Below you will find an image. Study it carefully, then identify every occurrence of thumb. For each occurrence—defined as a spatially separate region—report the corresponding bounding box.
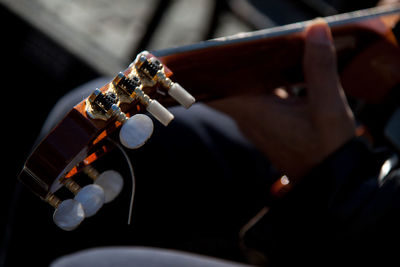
[303,19,346,114]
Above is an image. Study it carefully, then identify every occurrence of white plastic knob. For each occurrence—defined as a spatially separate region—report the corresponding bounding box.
[119,114,154,149]
[95,170,124,203]
[168,83,195,109]
[146,100,174,126]
[53,199,85,231]
[74,184,105,217]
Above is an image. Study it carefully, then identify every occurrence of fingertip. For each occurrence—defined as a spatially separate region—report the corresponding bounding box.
[303,18,343,111]
[303,17,336,80]
[309,17,328,26]
[305,18,333,45]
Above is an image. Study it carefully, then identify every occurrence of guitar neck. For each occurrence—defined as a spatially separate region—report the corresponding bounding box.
[149,4,400,107]
[155,4,400,58]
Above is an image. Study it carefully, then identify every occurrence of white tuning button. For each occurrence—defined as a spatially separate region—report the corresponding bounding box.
[62,179,105,217]
[83,166,124,203]
[95,170,124,203]
[146,100,174,126]
[168,83,195,109]
[74,184,105,217]
[53,199,85,231]
[119,114,154,149]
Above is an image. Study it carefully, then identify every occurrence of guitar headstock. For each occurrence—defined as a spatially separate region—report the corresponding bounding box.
[18,51,195,231]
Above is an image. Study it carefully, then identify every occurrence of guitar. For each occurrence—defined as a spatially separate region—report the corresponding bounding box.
[18,4,400,231]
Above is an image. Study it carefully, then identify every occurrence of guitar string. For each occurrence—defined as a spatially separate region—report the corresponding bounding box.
[108,137,136,225]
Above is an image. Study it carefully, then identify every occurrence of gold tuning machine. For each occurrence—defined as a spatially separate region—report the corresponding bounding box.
[86,88,128,122]
[134,51,195,108]
[112,72,174,126]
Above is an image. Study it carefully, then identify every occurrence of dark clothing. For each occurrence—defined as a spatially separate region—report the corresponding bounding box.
[245,138,400,266]
[50,247,251,267]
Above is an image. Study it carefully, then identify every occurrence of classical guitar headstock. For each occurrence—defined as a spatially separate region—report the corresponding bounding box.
[18,51,195,231]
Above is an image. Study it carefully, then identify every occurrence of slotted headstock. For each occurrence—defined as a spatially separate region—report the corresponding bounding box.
[18,51,195,230]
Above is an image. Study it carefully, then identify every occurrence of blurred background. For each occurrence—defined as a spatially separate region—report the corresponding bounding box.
[0,0,391,266]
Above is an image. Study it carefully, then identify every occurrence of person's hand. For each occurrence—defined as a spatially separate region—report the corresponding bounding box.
[210,19,356,180]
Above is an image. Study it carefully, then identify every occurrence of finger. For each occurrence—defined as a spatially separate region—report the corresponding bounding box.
[303,19,346,113]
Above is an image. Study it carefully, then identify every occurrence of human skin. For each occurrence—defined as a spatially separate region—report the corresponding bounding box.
[210,19,356,181]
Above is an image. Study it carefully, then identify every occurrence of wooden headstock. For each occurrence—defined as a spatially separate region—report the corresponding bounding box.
[18,51,196,230]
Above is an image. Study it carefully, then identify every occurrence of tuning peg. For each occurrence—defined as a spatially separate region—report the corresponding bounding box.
[112,73,174,126]
[87,89,120,121]
[167,82,195,109]
[53,199,85,231]
[88,85,163,146]
[134,51,195,109]
[146,99,174,126]
[83,166,124,203]
[63,179,105,217]
[119,113,154,149]
[75,184,105,217]
[45,193,85,231]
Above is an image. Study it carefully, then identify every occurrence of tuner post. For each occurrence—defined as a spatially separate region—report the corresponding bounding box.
[62,179,81,195]
[83,165,100,181]
[44,192,62,209]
